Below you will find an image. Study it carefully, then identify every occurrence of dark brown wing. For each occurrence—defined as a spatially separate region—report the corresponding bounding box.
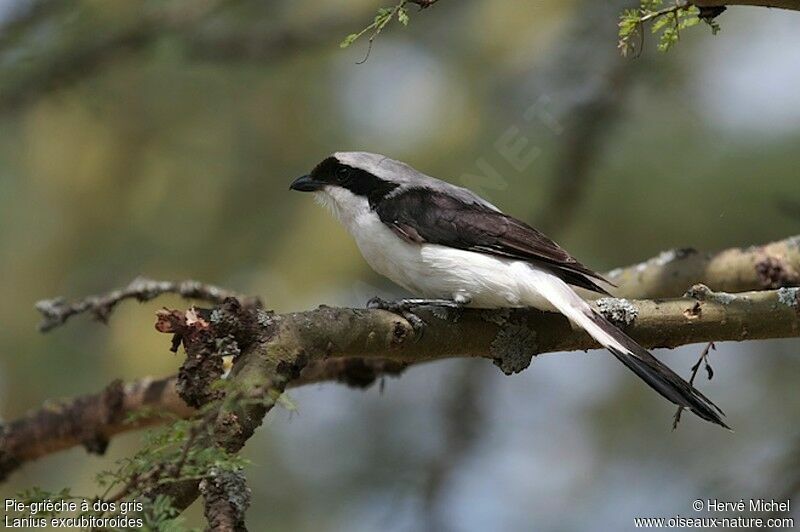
[375,188,612,295]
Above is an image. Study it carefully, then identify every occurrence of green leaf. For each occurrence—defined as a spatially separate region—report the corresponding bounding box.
[617,1,721,56]
[339,1,417,59]
[340,33,360,48]
[398,7,410,26]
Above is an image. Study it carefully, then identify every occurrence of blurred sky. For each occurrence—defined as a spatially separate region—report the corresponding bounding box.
[0,1,798,531]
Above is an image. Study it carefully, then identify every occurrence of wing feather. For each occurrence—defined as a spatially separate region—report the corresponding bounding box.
[375,188,612,295]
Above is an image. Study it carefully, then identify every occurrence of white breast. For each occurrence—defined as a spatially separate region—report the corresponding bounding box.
[315,186,555,310]
[315,187,421,291]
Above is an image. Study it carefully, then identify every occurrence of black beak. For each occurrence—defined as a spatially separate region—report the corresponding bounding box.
[289,174,323,192]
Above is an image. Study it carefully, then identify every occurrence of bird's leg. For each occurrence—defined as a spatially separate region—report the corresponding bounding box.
[366,297,467,333]
[366,297,427,332]
[388,298,463,308]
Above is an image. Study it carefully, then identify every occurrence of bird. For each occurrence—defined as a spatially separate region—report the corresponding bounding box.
[290,151,728,429]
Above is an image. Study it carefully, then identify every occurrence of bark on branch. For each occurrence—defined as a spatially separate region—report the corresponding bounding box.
[0,359,407,482]
[199,468,251,532]
[150,283,800,513]
[606,235,800,298]
[4,287,797,488]
[692,0,800,10]
[35,277,261,332]
[3,235,798,482]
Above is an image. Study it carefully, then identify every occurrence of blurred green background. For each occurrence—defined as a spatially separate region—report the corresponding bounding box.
[0,0,798,530]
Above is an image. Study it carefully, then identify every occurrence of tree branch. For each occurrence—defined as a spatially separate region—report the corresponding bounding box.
[4,238,799,524]
[4,235,798,483]
[0,1,369,113]
[4,286,798,486]
[199,468,251,532]
[692,0,800,10]
[35,277,261,332]
[410,0,800,10]
[0,0,225,114]
[147,283,800,513]
[606,234,800,298]
[0,358,405,482]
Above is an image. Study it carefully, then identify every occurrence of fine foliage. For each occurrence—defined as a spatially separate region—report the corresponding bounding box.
[618,1,722,56]
[340,1,413,62]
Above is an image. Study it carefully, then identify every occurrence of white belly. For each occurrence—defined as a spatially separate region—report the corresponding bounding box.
[348,209,554,310]
[316,186,556,310]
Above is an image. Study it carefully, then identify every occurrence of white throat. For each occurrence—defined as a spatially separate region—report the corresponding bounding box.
[314,186,372,233]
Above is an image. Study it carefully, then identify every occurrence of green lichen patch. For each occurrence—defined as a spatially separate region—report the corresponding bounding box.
[491,322,538,375]
[777,287,799,309]
[711,292,736,305]
[596,298,639,326]
[256,308,276,327]
[685,284,712,299]
[216,335,242,359]
[685,284,737,305]
[199,467,251,527]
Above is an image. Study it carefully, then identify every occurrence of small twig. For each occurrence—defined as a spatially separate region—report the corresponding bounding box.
[106,465,164,507]
[639,1,689,23]
[105,474,139,504]
[102,399,223,517]
[343,0,439,64]
[356,1,407,64]
[170,416,205,480]
[35,277,261,332]
[672,342,716,430]
[116,411,212,501]
[619,1,693,56]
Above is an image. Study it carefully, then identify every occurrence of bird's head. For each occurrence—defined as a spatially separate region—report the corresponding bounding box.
[290,152,402,213]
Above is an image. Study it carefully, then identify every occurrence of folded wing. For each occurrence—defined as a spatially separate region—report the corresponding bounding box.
[375,187,612,295]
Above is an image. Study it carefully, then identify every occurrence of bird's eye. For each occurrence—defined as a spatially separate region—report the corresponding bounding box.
[337,167,350,183]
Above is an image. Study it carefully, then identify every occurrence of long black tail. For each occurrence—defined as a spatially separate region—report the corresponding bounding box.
[588,310,729,429]
[525,267,729,429]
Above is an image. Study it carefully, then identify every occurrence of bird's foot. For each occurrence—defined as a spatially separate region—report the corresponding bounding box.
[366,297,463,334]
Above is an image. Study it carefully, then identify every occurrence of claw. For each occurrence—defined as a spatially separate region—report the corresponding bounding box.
[367,296,390,310]
[365,297,465,338]
[401,311,426,334]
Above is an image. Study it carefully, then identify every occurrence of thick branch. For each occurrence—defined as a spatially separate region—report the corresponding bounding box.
[262,287,799,367]
[606,235,800,299]
[0,377,190,481]
[4,286,798,504]
[692,0,800,10]
[152,285,800,512]
[8,236,800,482]
[12,287,798,480]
